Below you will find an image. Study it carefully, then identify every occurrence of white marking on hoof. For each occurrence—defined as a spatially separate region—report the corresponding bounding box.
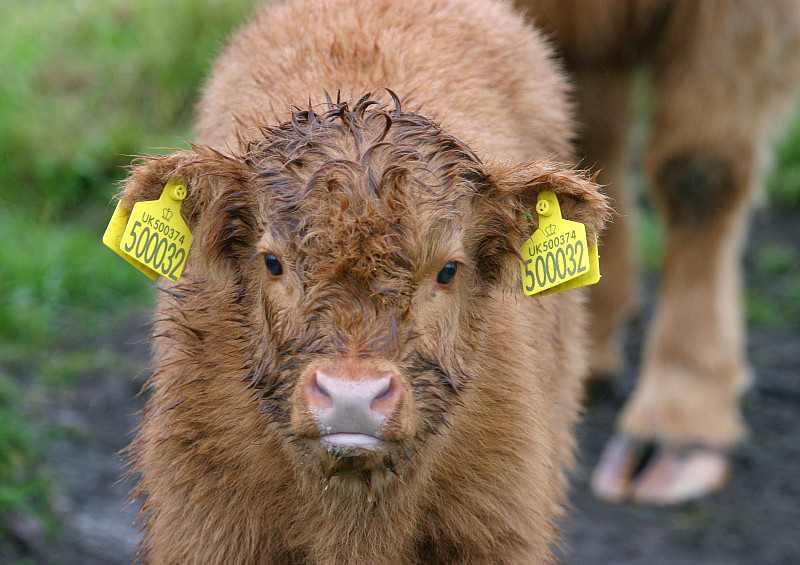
[631,447,730,505]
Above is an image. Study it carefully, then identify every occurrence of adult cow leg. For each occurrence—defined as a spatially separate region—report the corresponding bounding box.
[618,149,751,503]
[592,1,800,504]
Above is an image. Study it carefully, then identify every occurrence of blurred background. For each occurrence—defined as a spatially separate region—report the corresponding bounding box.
[0,1,798,564]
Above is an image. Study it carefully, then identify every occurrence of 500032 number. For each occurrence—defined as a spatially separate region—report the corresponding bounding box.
[123,220,187,280]
[522,240,586,293]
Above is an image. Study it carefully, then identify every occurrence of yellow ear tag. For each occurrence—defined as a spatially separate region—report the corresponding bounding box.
[102,180,193,282]
[520,190,600,297]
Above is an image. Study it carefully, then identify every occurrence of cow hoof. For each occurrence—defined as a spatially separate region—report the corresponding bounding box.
[590,434,730,505]
[630,446,730,505]
[589,434,645,501]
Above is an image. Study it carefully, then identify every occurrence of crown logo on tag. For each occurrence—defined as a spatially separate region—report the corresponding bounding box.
[544,224,557,237]
[162,208,173,221]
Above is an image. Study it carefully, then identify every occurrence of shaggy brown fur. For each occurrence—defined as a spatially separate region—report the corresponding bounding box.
[119,1,609,563]
[518,0,800,499]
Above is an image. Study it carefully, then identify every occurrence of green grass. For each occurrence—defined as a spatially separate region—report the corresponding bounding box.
[0,374,54,543]
[0,209,150,364]
[0,207,154,540]
[756,242,797,276]
[769,109,800,208]
[0,0,257,544]
[746,242,800,329]
[0,0,257,219]
[635,207,662,272]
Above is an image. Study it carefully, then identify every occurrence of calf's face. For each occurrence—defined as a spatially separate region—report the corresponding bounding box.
[121,98,607,492]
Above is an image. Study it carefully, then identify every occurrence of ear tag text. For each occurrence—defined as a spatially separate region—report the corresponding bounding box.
[102,180,193,282]
[520,190,600,297]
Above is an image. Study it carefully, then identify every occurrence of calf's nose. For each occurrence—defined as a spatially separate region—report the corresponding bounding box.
[304,369,401,441]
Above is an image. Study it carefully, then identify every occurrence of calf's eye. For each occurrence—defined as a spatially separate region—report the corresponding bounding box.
[436,262,458,285]
[264,253,283,276]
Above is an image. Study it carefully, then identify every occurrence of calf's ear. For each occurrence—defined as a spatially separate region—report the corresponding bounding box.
[117,148,259,280]
[473,160,610,285]
[487,159,610,242]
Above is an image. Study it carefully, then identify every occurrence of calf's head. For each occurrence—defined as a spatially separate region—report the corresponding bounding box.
[121,96,607,492]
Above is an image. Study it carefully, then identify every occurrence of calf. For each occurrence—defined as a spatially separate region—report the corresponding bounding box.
[117,0,608,563]
[520,0,800,503]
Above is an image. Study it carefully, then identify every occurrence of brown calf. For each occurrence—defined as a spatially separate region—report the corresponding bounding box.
[118,1,609,563]
[519,0,800,503]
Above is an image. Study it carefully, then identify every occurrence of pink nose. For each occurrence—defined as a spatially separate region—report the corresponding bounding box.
[304,368,402,440]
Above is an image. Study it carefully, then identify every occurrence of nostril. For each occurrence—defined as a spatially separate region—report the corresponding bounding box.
[371,374,401,416]
[372,376,392,401]
[305,371,333,411]
[314,372,332,398]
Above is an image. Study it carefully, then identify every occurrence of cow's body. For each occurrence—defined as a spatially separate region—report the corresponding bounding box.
[120,1,608,563]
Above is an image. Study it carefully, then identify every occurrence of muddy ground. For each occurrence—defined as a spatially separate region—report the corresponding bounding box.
[3,208,799,565]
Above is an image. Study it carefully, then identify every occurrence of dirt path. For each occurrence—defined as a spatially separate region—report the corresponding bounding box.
[42,372,144,565]
[4,210,798,565]
[560,329,800,565]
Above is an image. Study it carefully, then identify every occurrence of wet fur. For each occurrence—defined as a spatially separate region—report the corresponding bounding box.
[120,1,610,563]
